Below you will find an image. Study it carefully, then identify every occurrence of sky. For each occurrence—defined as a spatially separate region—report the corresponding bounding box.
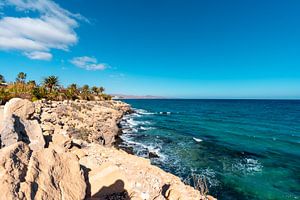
[0,0,299,99]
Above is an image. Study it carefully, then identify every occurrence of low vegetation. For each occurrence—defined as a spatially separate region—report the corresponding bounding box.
[0,72,112,104]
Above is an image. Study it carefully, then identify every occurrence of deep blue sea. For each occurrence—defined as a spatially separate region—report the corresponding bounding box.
[119,99,300,200]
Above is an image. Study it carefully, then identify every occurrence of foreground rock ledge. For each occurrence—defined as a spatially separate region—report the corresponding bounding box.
[0,142,86,200]
[0,98,216,200]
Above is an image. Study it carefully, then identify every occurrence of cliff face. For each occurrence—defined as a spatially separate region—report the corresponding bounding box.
[0,98,216,200]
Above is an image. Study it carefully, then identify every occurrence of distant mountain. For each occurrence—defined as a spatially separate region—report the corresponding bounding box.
[110,94,166,99]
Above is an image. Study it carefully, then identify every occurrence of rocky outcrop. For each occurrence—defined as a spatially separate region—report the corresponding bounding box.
[0,142,86,200]
[0,98,216,200]
[0,142,31,200]
[34,100,132,146]
[0,98,45,150]
[77,142,208,200]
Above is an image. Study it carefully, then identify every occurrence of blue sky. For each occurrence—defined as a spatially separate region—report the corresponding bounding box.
[0,0,299,98]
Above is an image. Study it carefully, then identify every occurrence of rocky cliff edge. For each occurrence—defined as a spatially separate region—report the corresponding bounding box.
[0,98,216,200]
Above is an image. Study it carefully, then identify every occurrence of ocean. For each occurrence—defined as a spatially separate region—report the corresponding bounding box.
[119,99,300,200]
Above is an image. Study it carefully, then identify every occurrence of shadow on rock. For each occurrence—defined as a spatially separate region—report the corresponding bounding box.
[89,179,130,200]
[12,114,30,144]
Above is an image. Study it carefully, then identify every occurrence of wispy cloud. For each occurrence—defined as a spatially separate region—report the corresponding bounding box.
[24,51,52,60]
[0,0,86,60]
[70,56,108,71]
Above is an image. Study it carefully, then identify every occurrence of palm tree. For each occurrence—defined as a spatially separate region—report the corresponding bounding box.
[0,74,5,84]
[99,86,105,94]
[27,80,36,86]
[66,83,78,100]
[81,85,90,93]
[43,76,59,93]
[68,84,78,93]
[81,85,90,100]
[91,86,100,95]
[16,72,27,83]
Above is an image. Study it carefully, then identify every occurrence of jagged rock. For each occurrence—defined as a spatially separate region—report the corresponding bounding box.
[3,98,35,119]
[22,147,86,200]
[0,98,45,150]
[50,133,73,150]
[78,143,204,200]
[149,151,159,158]
[0,99,216,200]
[0,117,21,148]
[0,142,31,200]
[21,119,45,150]
[0,142,86,200]
[0,117,44,150]
[34,100,132,146]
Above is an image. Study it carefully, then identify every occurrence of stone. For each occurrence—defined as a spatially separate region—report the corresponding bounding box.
[78,143,204,200]
[22,147,86,200]
[71,148,87,159]
[0,98,45,150]
[81,161,130,198]
[207,195,218,200]
[0,142,31,200]
[165,186,183,200]
[41,123,55,132]
[34,100,133,147]
[148,151,159,158]
[0,117,20,148]
[51,133,73,150]
[21,119,45,150]
[0,142,86,200]
[3,98,35,119]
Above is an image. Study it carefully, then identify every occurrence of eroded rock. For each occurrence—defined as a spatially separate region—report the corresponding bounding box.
[0,142,86,200]
[0,98,45,150]
[0,99,215,200]
[22,147,86,200]
[34,100,132,146]
[3,98,35,119]
[78,143,205,200]
[0,142,31,200]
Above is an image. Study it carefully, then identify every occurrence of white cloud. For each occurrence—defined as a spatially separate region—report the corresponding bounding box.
[70,56,108,71]
[24,51,52,60]
[0,0,86,60]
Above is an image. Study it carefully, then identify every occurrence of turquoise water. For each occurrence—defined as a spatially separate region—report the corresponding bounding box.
[119,99,300,200]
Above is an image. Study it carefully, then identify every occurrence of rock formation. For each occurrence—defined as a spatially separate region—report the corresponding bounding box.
[0,142,86,200]
[33,99,132,146]
[0,98,216,200]
[0,98,45,150]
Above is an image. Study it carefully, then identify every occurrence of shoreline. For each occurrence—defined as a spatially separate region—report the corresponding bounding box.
[0,98,215,200]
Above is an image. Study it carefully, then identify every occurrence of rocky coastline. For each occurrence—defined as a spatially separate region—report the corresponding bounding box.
[0,98,216,200]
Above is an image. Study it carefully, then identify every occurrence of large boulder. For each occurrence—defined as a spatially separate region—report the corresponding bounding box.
[0,117,20,148]
[3,98,35,119]
[0,98,45,150]
[0,142,86,200]
[0,142,31,200]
